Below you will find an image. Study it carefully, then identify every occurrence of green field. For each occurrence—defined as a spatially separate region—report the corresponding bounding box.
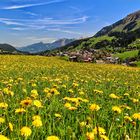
[0,55,140,140]
[114,50,139,61]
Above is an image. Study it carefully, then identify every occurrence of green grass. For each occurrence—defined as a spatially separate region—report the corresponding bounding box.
[114,50,139,61]
[1,55,140,140]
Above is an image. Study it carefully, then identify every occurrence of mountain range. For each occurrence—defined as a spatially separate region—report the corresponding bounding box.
[17,38,75,53]
[44,10,140,55]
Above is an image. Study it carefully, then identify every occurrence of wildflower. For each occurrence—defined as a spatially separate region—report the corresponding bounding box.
[86,132,94,140]
[89,104,100,111]
[20,99,32,106]
[80,121,87,127]
[32,119,42,127]
[31,89,38,98]
[20,126,32,137]
[124,93,129,96]
[9,122,13,132]
[50,88,60,95]
[32,115,41,120]
[93,127,106,135]
[68,106,77,111]
[130,98,139,103]
[100,135,109,140]
[94,89,103,94]
[0,102,8,109]
[33,100,43,108]
[109,93,120,99]
[0,135,9,140]
[132,113,140,120]
[64,103,71,108]
[46,136,60,140]
[15,108,26,113]
[112,106,122,114]
[124,116,132,122]
[0,117,5,124]
[54,113,62,118]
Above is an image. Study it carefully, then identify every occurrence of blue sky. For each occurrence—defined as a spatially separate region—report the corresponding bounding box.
[0,0,140,47]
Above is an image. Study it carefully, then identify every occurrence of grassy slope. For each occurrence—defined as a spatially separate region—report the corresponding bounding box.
[114,50,139,61]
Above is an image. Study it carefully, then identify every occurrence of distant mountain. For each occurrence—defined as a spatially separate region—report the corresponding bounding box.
[0,44,22,54]
[46,10,140,54]
[95,10,140,37]
[18,38,75,53]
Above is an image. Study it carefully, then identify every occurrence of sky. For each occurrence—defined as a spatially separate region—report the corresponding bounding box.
[0,0,140,47]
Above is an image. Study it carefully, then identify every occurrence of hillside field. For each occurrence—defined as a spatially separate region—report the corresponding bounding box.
[1,55,140,140]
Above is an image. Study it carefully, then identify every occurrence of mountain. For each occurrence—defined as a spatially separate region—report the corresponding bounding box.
[18,38,75,53]
[47,10,140,55]
[0,44,21,54]
[95,10,140,37]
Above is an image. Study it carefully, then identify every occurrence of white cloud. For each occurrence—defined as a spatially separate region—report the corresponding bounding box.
[2,0,65,10]
[47,28,82,35]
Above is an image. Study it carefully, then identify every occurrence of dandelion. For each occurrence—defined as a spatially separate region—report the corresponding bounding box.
[100,135,109,140]
[46,136,60,140]
[15,108,26,113]
[132,113,140,120]
[94,89,103,94]
[20,99,32,107]
[32,119,42,127]
[109,93,120,99]
[31,89,38,98]
[93,127,106,135]
[112,106,122,114]
[89,104,100,111]
[124,116,132,122]
[33,100,43,108]
[21,126,32,137]
[9,122,13,132]
[54,113,62,118]
[0,102,8,109]
[32,115,41,120]
[64,103,71,108]
[86,132,94,140]
[68,106,77,111]
[0,117,5,124]
[0,135,9,140]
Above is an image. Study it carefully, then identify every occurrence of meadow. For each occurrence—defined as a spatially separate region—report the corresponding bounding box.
[0,55,140,140]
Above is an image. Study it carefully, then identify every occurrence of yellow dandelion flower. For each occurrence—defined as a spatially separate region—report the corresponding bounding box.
[46,136,59,140]
[20,99,32,106]
[124,116,132,122]
[21,126,32,137]
[112,106,122,114]
[33,100,43,108]
[109,93,120,99]
[86,132,94,140]
[9,122,13,132]
[0,102,8,109]
[89,104,100,111]
[0,135,9,140]
[0,117,5,124]
[80,121,87,127]
[124,93,129,96]
[54,113,62,118]
[100,135,109,140]
[94,89,103,94]
[131,98,139,103]
[64,102,71,108]
[68,106,77,111]
[32,115,41,120]
[31,89,38,98]
[15,108,26,113]
[132,113,140,120]
[93,127,106,135]
[32,119,42,127]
